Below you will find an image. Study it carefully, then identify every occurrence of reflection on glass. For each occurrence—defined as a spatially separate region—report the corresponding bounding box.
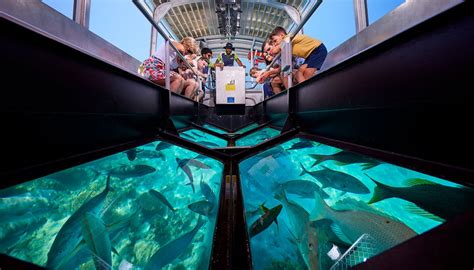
[0,141,223,269]
[180,129,228,148]
[368,0,405,24]
[202,124,228,135]
[235,127,280,146]
[239,137,474,269]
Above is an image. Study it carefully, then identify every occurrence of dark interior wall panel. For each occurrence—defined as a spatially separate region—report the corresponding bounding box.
[0,17,166,183]
[294,4,474,177]
[263,91,288,128]
[203,105,264,131]
[170,92,197,129]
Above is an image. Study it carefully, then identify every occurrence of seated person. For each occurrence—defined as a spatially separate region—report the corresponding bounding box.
[140,38,196,94]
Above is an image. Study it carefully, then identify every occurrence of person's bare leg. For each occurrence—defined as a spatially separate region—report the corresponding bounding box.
[184,79,197,98]
[154,76,183,94]
[303,67,317,80]
[271,77,283,94]
[282,76,289,90]
[170,75,184,94]
[296,64,307,83]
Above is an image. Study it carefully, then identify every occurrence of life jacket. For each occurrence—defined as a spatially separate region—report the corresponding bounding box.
[221,53,235,66]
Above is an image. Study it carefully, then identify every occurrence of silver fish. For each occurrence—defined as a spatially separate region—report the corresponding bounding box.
[155,141,173,151]
[188,200,215,216]
[309,151,382,170]
[176,158,195,193]
[145,217,205,270]
[47,176,111,269]
[81,213,112,270]
[200,180,216,203]
[249,204,282,238]
[274,190,319,270]
[148,189,175,212]
[275,180,330,199]
[288,140,319,150]
[300,163,370,194]
[367,175,474,221]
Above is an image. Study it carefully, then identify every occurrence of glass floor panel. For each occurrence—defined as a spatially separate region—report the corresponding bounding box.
[239,137,474,270]
[235,127,281,147]
[202,124,227,135]
[0,141,223,269]
[235,123,259,134]
[179,128,228,148]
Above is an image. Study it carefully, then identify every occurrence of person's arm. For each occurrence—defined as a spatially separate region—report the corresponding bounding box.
[214,54,224,69]
[234,53,246,68]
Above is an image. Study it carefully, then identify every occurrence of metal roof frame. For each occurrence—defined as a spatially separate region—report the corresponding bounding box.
[145,0,321,55]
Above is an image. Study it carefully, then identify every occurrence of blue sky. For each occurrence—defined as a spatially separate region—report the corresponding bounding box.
[42,0,404,62]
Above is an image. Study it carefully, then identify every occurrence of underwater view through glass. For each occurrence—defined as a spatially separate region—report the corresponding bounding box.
[236,127,281,147]
[0,141,223,269]
[234,123,259,134]
[239,137,474,270]
[202,124,227,135]
[179,128,228,148]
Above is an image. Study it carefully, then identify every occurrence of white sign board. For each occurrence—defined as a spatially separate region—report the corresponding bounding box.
[216,66,246,105]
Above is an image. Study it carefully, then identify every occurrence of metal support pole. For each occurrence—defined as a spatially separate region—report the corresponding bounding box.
[73,0,90,28]
[150,25,158,55]
[354,0,369,33]
[165,40,170,91]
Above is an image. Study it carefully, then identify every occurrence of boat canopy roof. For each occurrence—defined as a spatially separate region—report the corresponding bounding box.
[138,0,321,55]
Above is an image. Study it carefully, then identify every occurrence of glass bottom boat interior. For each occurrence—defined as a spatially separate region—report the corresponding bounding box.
[1,1,474,269]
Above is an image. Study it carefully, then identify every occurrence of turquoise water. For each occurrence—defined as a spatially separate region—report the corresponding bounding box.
[202,124,227,135]
[235,123,259,134]
[0,141,223,269]
[180,129,228,148]
[239,137,474,270]
[235,127,281,147]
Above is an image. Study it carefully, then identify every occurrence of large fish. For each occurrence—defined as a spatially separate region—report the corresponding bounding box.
[275,180,330,199]
[300,163,370,194]
[176,158,197,193]
[309,151,382,170]
[178,158,211,170]
[249,204,283,238]
[145,217,205,270]
[274,190,319,270]
[148,189,175,212]
[81,213,112,270]
[200,180,216,203]
[47,176,111,269]
[310,189,417,252]
[124,149,139,161]
[108,164,156,179]
[288,140,319,151]
[155,141,173,151]
[367,175,474,221]
[188,200,215,216]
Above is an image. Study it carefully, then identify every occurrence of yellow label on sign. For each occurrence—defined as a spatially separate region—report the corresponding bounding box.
[225,84,236,91]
